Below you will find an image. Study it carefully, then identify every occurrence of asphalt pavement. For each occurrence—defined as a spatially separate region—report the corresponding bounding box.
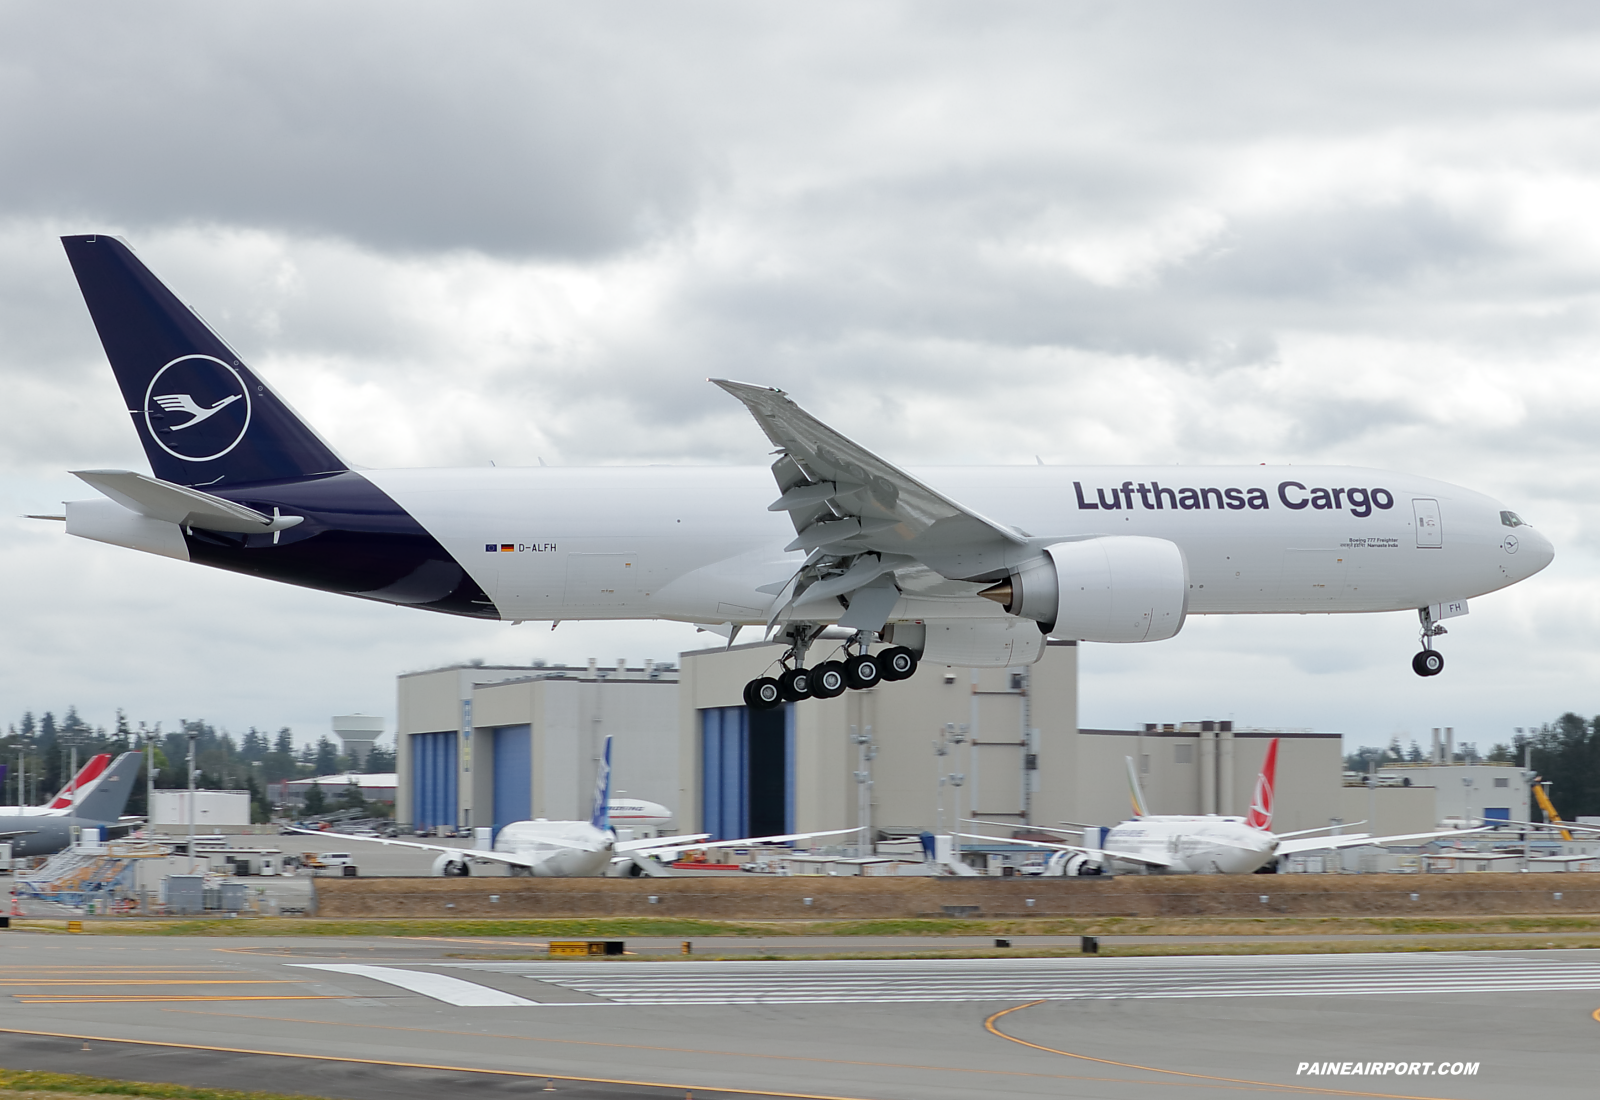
[0,931,1594,1099]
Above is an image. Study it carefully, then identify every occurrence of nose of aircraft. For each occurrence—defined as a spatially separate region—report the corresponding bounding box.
[1515,525,1555,578]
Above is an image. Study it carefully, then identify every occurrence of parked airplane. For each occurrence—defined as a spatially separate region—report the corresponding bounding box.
[963,738,1483,875]
[0,753,114,816]
[49,236,1553,705]
[0,752,145,858]
[295,737,859,877]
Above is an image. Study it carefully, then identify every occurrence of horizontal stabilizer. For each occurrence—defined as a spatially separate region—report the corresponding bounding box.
[73,469,303,533]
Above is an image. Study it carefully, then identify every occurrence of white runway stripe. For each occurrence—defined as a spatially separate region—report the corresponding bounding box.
[292,963,537,1006]
[446,952,1600,1005]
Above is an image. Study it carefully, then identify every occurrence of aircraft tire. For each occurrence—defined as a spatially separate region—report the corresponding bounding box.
[745,676,783,710]
[1412,650,1444,677]
[810,661,848,699]
[844,653,882,690]
[779,667,813,701]
[878,646,917,681]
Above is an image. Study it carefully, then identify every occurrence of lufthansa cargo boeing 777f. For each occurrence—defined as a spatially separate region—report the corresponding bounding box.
[48,236,1553,704]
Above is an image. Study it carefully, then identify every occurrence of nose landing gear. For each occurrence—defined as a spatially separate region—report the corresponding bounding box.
[1412,607,1447,677]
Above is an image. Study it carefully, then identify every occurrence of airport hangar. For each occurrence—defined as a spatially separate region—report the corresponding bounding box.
[393,642,1352,843]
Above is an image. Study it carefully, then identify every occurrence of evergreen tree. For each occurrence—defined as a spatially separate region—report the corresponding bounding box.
[313,737,340,776]
[302,783,327,816]
[365,743,396,772]
[338,779,366,811]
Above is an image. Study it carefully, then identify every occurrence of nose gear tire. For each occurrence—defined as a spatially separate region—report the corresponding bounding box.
[1412,650,1445,677]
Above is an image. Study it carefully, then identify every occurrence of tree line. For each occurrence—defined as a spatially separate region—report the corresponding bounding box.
[1,708,394,819]
[1345,713,1600,818]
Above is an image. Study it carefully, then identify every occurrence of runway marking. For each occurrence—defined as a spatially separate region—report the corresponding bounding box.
[290,963,537,1006]
[0,980,294,986]
[159,1006,1235,1089]
[0,1026,887,1100]
[15,995,345,1005]
[447,951,1600,1005]
[985,1001,1467,1100]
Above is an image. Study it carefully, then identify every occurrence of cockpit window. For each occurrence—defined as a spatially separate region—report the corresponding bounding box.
[1500,511,1526,528]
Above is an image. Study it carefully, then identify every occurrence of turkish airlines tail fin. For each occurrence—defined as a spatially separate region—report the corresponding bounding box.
[61,235,347,488]
[590,736,613,832]
[1246,737,1279,830]
[46,753,113,810]
[1124,756,1150,818]
[70,752,144,825]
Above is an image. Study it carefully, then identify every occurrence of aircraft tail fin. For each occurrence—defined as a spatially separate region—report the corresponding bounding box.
[69,752,143,824]
[61,235,347,488]
[47,753,113,810]
[590,735,613,832]
[1124,756,1150,818]
[1246,737,1279,830]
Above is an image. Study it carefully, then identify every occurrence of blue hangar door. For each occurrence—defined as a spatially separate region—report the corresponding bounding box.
[492,725,533,837]
[412,731,458,830]
[701,705,794,839]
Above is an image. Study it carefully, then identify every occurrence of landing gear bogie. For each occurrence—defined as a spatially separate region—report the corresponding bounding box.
[844,653,882,690]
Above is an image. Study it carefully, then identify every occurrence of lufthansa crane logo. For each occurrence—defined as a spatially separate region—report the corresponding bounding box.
[143,355,252,462]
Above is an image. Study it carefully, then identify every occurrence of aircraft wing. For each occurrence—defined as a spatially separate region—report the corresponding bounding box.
[618,826,865,860]
[952,832,1177,870]
[1491,816,1600,834]
[714,380,1037,627]
[1277,826,1490,856]
[283,827,605,868]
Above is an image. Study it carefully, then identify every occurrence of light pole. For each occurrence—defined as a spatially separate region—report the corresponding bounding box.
[186,732,199,873]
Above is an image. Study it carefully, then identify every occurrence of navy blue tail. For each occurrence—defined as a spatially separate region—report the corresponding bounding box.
[62,235,346,487]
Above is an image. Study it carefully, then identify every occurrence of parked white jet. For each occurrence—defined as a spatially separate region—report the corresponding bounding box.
[296,737,859,877]
[54,236,1554,702]
[964,738,1484,875]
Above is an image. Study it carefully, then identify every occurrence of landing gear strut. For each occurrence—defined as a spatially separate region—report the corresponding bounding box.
[1412,607,1446,677]
[741,628,919,710]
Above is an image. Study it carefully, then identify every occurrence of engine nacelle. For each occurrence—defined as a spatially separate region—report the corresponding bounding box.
[989,536,1188,642]
[430,852,472,876]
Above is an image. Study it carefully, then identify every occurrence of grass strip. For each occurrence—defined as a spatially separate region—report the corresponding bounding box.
[0,1068,331,1100]
[26,914,1600,938]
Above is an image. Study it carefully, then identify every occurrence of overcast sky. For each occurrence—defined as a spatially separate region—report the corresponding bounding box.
[4,2,1599,755]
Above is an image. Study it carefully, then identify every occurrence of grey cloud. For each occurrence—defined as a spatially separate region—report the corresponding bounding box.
[0,5,708,258]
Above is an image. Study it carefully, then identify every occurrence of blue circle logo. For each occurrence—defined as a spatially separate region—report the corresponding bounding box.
[143,355,252,463]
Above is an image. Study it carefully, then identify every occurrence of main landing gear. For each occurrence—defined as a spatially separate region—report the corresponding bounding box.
[1412,607,1446,677]
[742,629,919,711]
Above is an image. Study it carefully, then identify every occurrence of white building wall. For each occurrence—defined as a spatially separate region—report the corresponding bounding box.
[151,790,250,829]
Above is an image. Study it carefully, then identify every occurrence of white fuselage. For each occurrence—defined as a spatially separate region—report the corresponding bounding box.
[493,819,614,877]
[1104,816,1279,875]
[361,464,1552,628]
[607,799,674,836]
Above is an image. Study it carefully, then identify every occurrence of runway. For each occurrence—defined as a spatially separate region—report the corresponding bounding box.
[0,933,1595,1099]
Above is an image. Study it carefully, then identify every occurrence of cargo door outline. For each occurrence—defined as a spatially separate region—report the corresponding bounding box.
[564,552,640,609]
[1279,549,1349,605]
[1412,499,1442,548]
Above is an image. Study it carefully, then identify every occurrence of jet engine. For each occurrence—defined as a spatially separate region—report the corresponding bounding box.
[431,852,472,876]
[982,536,1188,642]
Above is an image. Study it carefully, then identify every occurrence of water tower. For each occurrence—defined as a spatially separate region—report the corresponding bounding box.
[332,714,385,768]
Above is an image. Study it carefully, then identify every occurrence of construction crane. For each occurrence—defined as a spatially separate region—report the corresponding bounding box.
[1532,778,1573,841]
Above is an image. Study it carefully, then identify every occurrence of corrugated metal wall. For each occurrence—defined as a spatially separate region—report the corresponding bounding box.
[492,725,533,835]
[412,731,458,829]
